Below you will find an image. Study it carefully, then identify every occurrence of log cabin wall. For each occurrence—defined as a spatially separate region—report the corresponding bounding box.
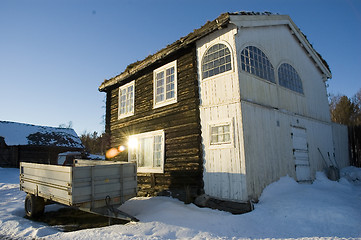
[105,46,203,202]
[0,145,83,167]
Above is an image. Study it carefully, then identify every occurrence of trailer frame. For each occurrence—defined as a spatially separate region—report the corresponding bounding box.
[20,160,138,222]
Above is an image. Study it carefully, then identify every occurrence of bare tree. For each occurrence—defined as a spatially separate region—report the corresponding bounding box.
[80,131,109,155]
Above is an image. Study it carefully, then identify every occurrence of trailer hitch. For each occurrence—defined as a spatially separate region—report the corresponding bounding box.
[105,195,139,222]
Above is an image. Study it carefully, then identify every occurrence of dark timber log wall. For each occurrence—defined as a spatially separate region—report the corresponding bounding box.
[0,145,83,167]
[105,46,203,202]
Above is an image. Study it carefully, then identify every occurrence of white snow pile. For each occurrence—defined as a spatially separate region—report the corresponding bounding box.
[341,166,361,184]
[0,167,360,240]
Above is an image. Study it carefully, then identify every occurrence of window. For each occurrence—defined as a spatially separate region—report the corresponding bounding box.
[240,46,275,83]
[128,130,164,173]
[202,43,232,79]
[118,81,134,119]
[154,60,177,108]
[278,63,304,94]
[210,122,232,145]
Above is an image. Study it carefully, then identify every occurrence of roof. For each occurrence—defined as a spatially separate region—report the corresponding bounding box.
[0,121,84,148]
[99,11,331,92]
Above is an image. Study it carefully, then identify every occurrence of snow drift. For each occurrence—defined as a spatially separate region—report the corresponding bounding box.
[0,167,360,239]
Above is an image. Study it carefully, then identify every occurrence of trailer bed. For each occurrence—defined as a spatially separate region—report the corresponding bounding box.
[20,160,137,217]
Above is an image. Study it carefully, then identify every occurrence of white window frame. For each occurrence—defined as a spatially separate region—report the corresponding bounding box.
[208,119,234,149]
[277,62,304,95]
[240,45,275,83]
[128,130,165,173]
[153,60,177,109]
[118,81,135,119]
[201,42,233,80]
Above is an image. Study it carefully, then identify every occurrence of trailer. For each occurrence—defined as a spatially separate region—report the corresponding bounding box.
[19,160,138,222]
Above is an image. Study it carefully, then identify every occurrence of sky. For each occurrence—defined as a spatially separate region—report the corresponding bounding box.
[1,0,360,135]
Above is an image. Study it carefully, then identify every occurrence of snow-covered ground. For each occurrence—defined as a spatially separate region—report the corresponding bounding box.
[0,167,360,240]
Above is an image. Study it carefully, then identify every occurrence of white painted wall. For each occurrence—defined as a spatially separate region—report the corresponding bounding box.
[197,25,248,201]
[196,16,344,202]
[231,19,336,200]
[241,101,335,200]
[234,24,331,123]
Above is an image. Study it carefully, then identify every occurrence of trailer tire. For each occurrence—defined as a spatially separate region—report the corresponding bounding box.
[25,194,45,218]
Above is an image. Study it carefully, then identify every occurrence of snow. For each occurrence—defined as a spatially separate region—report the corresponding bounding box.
[0,167,360,240]
[0,121,83,148]
[341,166,361,183]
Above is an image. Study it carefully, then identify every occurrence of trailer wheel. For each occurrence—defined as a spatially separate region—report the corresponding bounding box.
[25,194,45,218]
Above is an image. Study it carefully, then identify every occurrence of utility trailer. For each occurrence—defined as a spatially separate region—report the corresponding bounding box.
[19,160,138,222]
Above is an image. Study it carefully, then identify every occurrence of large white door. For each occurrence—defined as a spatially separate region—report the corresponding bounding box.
[291,127,311,182]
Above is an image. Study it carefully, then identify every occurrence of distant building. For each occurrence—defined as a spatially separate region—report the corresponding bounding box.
[0,121,84,167]
[99,12,349,208]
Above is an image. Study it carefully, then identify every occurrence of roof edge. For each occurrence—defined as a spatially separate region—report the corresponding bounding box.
[99,11,332,92]
[229,14,331,78]
[99,12,231,92]
[286,16,332,78]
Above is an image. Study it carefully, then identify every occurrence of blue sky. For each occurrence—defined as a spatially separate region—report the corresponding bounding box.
[1,0,360,135]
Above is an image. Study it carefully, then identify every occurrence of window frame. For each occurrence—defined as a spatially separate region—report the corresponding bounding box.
[208,119,234,149]
[277,62,304,95]
[153,60,177,109]
[201,42,233,80]
[240,45,275,83]
[118,81,135,119]
[128,130,165,173]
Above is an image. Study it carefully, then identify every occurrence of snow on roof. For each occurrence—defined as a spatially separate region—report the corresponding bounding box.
[0,121,84,148]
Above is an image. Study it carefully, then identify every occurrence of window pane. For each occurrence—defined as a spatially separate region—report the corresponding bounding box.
[218,133,224,142]
[240,46,275,83]
[210,124,231,144]
[130,131,164,172]
[119,82,134,117]
[157,72,164,80]
[154,62,176,105]
[224,133,230,142]
[139,137,153,168]
[156,95,164,103]
[156,69,164,104]
[202,43,232,80]
[278,63,303,94]
[211,134,218,144]
[153,135,162,167]
[223,125,230,133]
[226,63,231,71]
[157,79,164,87]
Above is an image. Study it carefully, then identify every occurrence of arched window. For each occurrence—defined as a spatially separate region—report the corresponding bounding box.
[278,63,304,94]
[240,46,275,83]
[202,43,232,79]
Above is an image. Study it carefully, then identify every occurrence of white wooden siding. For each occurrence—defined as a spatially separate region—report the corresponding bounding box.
[241,101,334,200]
[234,25,331,123]
[195,17,340,203]
[197,26,248,201]
[200,103,247,201]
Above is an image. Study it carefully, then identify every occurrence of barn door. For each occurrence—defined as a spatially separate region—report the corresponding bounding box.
[291,127,311,182]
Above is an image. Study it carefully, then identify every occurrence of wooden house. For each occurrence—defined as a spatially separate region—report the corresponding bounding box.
[0,121,84,167]
[99,12,349,208]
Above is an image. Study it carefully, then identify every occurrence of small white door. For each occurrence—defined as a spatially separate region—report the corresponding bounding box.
[291,127,311,182]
